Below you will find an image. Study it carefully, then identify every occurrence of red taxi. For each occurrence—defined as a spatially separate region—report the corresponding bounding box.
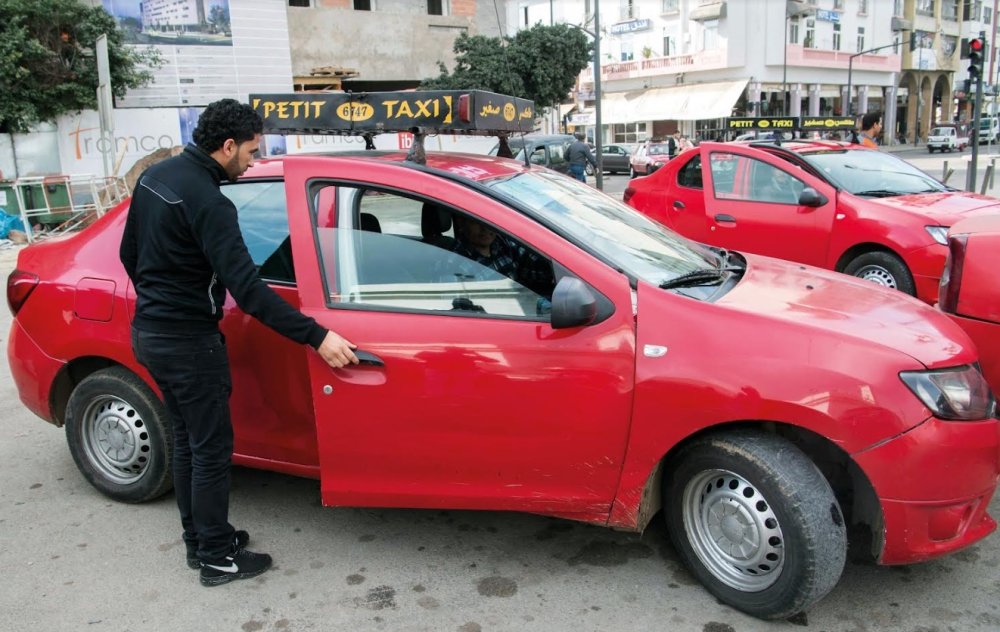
[623,140,1000,304]
[6,146,999,619]
[939,215,1000,392]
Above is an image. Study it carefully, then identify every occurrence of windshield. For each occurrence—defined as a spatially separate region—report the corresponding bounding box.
[930,127,953,136]
[801,149,947,196]
[647,145,670,155]
[482,170,719,284]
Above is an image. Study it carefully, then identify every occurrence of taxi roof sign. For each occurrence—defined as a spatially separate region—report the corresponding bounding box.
[727,116,857,131]
[249,90,536,136]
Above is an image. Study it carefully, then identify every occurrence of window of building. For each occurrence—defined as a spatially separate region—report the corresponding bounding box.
[612,122,647,144]
[942,0,958,20]
[986,5,993,24]
[620,36,634,61]
[789,16,799,45]
[522,4,529,26]
[428,0,446,16]
[354,0,372,10]
[663,34,676,56]
[834,0,844,9]
[662,0,679,12]
[288,0,310,7]
[857,26,865,53]
[894,0,904,16]
[942,34,957,57]
[833,23,841,51]
[804,18,815,48]
[702,19,719,50]
[858,0,868,14]
[916,0,935,17]
[965,0,981,20]
[620,0,636,20]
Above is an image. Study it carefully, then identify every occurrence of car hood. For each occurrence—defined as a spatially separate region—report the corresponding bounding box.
[863,190,1000,221]
[713,253,975,368]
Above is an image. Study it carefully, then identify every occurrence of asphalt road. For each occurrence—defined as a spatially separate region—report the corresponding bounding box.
[2,168,1000,632]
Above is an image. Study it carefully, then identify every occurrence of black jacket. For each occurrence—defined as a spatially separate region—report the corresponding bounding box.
[563,140,597,168]
[120,144,327,349]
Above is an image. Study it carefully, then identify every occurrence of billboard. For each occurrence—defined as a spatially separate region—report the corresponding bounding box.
[102,0,293,108]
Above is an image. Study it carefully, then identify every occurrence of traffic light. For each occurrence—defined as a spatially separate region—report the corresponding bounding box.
[969,37,984,79]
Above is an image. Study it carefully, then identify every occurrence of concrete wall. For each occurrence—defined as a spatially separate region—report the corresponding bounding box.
[288,4,485,81]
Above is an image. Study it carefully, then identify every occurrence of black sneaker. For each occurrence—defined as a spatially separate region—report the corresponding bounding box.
[186,530,249,570]
[200,548,273,587]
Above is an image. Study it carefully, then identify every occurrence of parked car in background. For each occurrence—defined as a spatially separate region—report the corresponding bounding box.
[600,144,633,174]
[623,139,1000,304]
[927,124,969,153]
[630,142,672,178]
[939,215,1000,392]
[8,150,999,622]
[488,133,574,175]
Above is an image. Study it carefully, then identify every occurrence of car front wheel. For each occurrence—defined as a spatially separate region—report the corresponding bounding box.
[664,432,846,620]
[65,366,173,503]
[843,251,916,296]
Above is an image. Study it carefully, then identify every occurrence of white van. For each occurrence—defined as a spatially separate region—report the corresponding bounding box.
[978,116,999,143]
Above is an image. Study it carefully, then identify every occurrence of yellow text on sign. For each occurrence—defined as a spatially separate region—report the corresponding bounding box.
[252,99,326,120]
[381,97,453,122]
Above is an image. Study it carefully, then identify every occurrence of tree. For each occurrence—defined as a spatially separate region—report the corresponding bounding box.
[0,0,160,133]
[421,24,591,111]
[208,5,231,35]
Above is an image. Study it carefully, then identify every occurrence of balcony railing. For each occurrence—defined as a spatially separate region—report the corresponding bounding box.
[583,48,727,84]
[785,44,901,71]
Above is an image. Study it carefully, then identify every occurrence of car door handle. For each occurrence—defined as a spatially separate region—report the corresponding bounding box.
[714,213,736,223]
[673,200,685,209]
[355,350,384,367]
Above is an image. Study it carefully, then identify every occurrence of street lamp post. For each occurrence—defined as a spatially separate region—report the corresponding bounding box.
[573,17,604,190]
[847,35,912,117]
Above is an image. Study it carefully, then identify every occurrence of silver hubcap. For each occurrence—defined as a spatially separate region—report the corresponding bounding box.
[81,396,151,485]
[682,469,785,592]
[854,265,897,288]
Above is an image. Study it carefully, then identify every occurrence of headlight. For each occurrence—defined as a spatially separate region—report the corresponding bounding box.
[925,225,949,245]
[900,365,997,421]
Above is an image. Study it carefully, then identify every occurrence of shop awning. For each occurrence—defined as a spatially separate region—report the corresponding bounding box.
[598,79,748,123]
[689,1,726,21]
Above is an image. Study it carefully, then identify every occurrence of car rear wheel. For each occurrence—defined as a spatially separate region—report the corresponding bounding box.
[664,432,846,620]
[65,367,173,503]
[843,251,916,296]
[585,163,595,177]
[630,166,636,179]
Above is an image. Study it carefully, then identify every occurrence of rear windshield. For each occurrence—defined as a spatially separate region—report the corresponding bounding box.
[930,128,953,136]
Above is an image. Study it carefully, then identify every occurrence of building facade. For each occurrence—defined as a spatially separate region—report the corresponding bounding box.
[507,0,908,143]
[286,0,503,90]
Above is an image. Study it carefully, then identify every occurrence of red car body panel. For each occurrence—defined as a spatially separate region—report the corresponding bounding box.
[624,141,1000,305]
[7,151,999,564]
[942,215,1000,392]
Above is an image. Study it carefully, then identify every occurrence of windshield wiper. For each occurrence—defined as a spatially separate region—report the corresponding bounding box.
[854,189,903,198]
[659,266,744,290]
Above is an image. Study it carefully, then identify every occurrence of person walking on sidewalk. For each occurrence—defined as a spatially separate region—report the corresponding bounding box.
[120,99,359,587]
[564,131,598,182]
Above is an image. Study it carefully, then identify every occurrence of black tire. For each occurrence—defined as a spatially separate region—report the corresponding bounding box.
[65,366,173,503]
[630,166,636,179]
[843,251,916,296]
[664,432,846,620]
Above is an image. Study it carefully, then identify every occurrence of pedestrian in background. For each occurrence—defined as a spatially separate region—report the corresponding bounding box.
[860,112,882,149]
[120,98,359,587]
[564,131,597,183]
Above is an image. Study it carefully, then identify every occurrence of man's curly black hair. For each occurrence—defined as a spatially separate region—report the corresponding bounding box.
[192,99,264,153]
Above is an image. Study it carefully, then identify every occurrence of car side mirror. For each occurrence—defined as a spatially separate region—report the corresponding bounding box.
[798,187,827,207]
[550,277,597,329]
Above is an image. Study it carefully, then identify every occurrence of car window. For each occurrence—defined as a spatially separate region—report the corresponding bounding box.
[802,149,946,195]
[221,180,294,284]
[528,146,547,165]
[549,142,569,166]
[676,154,703,189]
[743,158,805,204]
[310,185,556,319]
